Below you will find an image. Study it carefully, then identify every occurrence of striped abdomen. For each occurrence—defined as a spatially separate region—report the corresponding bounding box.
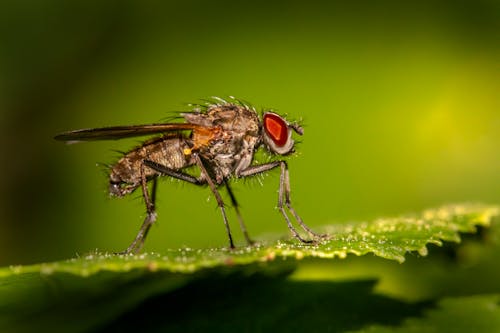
[109,135,194,196]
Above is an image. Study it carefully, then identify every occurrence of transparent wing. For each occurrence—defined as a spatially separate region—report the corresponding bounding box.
[54,123,200,142]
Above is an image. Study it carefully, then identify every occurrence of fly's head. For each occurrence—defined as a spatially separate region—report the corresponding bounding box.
[262,112,303,155]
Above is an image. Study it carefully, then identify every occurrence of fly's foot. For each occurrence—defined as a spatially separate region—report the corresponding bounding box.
[114,249,133,256]
[245,237,257,246]
[311,231,329,241]
[293,232,329,245]
[114,242,142,255]
[115,211,157,255]
[292,232,315,244]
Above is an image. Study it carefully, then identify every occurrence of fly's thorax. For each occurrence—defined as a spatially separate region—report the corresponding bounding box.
[185,104,260,139]
[183,103,264,183]
[210,105,260,136]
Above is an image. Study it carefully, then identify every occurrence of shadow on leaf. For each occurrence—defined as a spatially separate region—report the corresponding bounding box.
[101,271,432,332]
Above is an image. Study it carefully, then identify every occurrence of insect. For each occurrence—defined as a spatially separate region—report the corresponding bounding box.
[55,98,322,254]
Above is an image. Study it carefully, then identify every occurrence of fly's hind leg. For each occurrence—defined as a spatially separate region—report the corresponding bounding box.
[225,181,254,245]
[119,163,158,255]
[144,160,203,185]
[120,160,206,255]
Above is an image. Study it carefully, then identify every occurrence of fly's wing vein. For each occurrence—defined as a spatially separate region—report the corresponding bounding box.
[54,123,200,142]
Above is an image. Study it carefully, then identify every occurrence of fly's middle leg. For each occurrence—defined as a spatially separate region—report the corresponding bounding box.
[193,154,235,249]
[225,181,254,245]
[146,158,236,249]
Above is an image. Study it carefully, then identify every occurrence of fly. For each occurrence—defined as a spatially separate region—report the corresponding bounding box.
[55,97,322,254]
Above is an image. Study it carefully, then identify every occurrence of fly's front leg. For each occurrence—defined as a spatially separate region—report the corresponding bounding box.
[279,162,326,240]
[119,163,158,255]
[238,161,321,243]
[238,161,305,242]
[276,161,313,243]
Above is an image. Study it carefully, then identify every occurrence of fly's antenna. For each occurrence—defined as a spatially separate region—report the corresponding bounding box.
[290,115,305,135]
[290,122,304,135]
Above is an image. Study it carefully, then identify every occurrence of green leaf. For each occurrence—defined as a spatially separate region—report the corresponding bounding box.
[0,204,498,332]
[350,294,500,333]
[1,204,498,279]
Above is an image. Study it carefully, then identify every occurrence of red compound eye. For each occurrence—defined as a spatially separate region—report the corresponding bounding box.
[263,113,289,147]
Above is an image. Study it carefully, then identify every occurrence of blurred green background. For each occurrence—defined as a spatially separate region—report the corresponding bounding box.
[0,0,498,265]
